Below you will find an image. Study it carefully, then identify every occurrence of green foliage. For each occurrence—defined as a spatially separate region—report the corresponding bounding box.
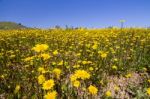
[0,22,28,30]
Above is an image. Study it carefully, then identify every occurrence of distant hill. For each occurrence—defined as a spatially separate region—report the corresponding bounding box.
[0,22,28,30]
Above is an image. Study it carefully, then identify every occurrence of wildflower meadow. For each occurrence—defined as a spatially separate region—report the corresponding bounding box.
[0,28,150,98]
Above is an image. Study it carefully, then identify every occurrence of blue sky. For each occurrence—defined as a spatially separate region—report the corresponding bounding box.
[0,0,150,28]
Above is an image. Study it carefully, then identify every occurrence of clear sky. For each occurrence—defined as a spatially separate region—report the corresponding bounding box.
[0,0,150,28]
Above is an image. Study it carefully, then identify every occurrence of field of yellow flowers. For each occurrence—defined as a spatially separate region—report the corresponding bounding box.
[0,28,150,99]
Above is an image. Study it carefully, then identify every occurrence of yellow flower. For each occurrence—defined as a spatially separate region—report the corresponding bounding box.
[148,79,150,83]
[98,50,103,54]
[53,68,61,79]
[70,74,77,82]
[73,65,80,68]
[125,73,132,78]
[38,75,45,84]
[74,70,90,80]
[146,88,150,96]
[114,86,120,91]
[38,67,46,74]
[92,44,98,50]
[44,91,57,99]
[82,61,88,65]
[52,62,56,66]
[89,67,94,71]
[101,53,107,58]
[112,65,117,70]
[87,61,92,64]
[41,53,50,60]
[0,75,5,79]
[24,56,34,62]
[73,80,80,88]
[88,85,98,95]
[53,50,58,55]
[111,49,116,54]
[32,44,49,52]
[42,79,55,90]
[14,85,20,93]
[113,58,118,61]
[58,60,63,65]
[105,90,112,97]
[76,53,81,56]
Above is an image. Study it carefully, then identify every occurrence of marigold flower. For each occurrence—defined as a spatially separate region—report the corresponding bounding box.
[92,44,98,50]
[38,67,46,74]
[58,60,63,65]
[146,88,150,96]
[44,91,57,99]
[14,85,20,93]
[38,75,45,84]
[53,68,61,79]
[24,56,34,62]
[88,85,98,95]
[42,79,55,90]
[105,90,112,97]
[112,65,117,70]
[113,58,118,61]
[32,44,49,52]
[125,73,132,78]
[70,74,77,82]
[73,80,80,88]
[53,50,58,55]
[89,67,94,71]
[41,53,50,60]
[101,53,107,58]
[82,61,88,65]
[74,70,90,80]
[114,86,120,91]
